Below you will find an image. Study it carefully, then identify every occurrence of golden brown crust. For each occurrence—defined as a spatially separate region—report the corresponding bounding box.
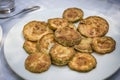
[77,16,109,38]
[92,36,116,54]
[55,27,82,47]
[23,21,53,41]
[63,7,84,22]
[68,52,97,72]
[25,53,51,73]
[37,33,56,54]
[74,38,93,53]
[23,40,39,55]
[48,18,69,30]
[49,43,75,66]
[67,23,77,30]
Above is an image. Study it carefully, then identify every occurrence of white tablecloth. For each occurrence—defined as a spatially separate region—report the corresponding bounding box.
[0,0,120,80]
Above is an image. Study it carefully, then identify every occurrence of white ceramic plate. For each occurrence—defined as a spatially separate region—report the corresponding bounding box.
[0,25,2,44]
[4,8,120,80]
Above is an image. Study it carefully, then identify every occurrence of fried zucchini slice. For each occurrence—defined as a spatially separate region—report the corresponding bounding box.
[68,52,97,72]
[23,40,39,55]
[49,43,75,66]
[48,18,68,30]
[92,36,116,54]
[74,38,93,53]
[63,7,84,22]
[77,16,109,38]
[25,53,51,73]
[37,33,56,54]
[23,21,53,41]
[55,27,81,47]
[68,23,77,30]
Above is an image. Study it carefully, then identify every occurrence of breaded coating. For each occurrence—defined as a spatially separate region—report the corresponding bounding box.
[23,21,53,41]
[37,33,56,54]
[25,53,51,73]
[23,40,39,55]
[63,7,84,22]
[49,43,75,66]
[77,16,109,38]
[55,27,81,47]
[48,18,68,30]
[67,23,77,30]
[74,38,93,53]
[68,53,97,72]
[92,36,116,54]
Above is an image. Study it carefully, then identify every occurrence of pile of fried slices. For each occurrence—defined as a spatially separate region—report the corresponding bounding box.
[22,7,116,73]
